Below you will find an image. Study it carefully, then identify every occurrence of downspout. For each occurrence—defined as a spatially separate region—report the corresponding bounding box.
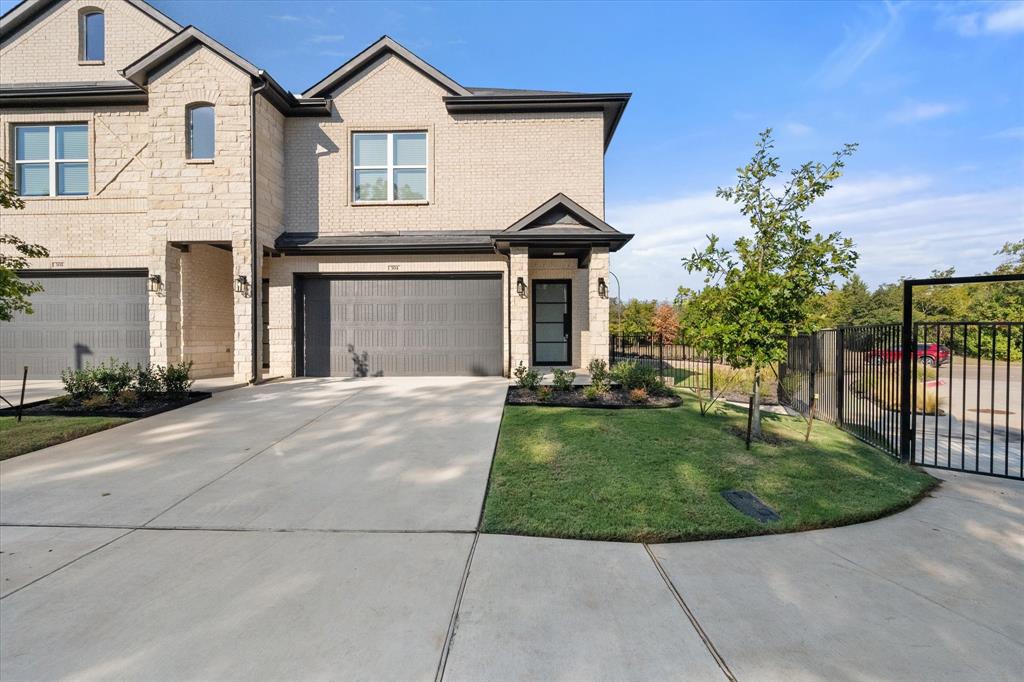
[505,250,512,377]
[249,80,267,385]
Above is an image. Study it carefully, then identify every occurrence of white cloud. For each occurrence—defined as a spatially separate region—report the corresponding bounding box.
[784,122,814,137]
[607,176,1024,301]
[940,1,1024,36]
[308,34,345,44]
[887,100,959,123]
[270,14,302,22]
[992,126,1024,139]
[814,2,901,89]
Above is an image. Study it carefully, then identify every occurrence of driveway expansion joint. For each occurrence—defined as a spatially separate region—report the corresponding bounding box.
[643,543,737,682]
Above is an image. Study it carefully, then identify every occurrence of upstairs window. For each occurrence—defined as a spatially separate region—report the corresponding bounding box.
[353,131,427,202]
[187,104,215,160]
[80,9,104,62]
[14,124,89,197]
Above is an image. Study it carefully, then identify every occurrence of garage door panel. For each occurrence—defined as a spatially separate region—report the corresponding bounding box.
[302,276,502,377]
[1,273,150,380]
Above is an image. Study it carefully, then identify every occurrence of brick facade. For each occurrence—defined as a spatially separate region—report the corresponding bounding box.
[1,1,623,382]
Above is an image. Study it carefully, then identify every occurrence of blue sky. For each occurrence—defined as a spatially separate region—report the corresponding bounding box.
[7,0,1021,300]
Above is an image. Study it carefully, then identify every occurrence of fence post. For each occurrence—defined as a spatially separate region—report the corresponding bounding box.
[899,282,914,462]
[658,336,664,383]
[836,328,845,428]
[808,333,817,416]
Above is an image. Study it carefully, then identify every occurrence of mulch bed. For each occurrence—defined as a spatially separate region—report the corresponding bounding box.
[507,387,682,409]
[0,392,211,419]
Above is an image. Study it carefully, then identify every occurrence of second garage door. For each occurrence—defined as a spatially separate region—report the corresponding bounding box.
[299,275,503,377]
[1,271,150,380]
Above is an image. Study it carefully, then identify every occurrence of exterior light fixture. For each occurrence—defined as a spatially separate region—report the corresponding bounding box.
[147,273,162,293]
[598,277,608,298]
[234,274,250,296]
[516,276,527,297]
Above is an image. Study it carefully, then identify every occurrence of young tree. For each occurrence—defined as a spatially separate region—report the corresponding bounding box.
[1,159,50,321]
[618,299,657,335]
[683,129,858,437]
[651,303,680,344]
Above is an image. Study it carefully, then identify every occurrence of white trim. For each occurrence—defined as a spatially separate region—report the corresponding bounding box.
[352,131,428,203]
[13,123,89,197]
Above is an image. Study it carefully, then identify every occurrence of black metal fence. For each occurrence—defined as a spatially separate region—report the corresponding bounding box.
[780,322,1023,480]
[609,332,715,391]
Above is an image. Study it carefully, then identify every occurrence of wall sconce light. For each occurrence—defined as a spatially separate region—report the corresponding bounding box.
[598,277,608,298]
[147,273,163,293]
[516,276,527,298]
[234,274,250,297]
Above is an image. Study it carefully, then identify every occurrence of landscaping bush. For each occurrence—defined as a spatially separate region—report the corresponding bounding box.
[537,386,553,402]
[60,366,99,401]
[583,384,602,401]
[552,368,576,391]
[93,360,136,401]
[513,362,541,390]
[159,361,194,399]
[611,361,670,396]
[629,387,648,403]
[117,389,140,407]
[587,358,610,392]
[82,394,110,410]
[134,364,162,400]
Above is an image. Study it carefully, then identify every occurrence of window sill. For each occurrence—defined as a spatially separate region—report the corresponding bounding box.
[19,195,89,201]
[78,60,104,66]
[352,200,429,207]
[185,158,215,165]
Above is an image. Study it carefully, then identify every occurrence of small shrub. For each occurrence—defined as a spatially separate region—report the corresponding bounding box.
[537,386,553,402]
[629,387,648,403]
[551,368,576,391]
[159,361,194,398]
[611,361,666,394]
[51,394,73,407]
[117,389,140,407]
[587,358,610,390]
[134,365,162,400]
[93,359,135,401]
[61,366,99,401]
[583,384,602,401]
[82,394,110,410]
[513,361,541,390]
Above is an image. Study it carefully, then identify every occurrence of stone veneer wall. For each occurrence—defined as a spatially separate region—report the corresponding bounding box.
[179,244,234,378]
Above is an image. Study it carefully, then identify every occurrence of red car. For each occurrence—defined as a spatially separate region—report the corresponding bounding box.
[866,343,951,366]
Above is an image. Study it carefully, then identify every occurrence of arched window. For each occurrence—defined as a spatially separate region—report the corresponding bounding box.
[186,104,215,160]
[79,9,104,62]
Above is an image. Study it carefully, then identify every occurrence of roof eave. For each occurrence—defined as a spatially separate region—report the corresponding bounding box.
[0,82,148,107]
[443,93,631,150]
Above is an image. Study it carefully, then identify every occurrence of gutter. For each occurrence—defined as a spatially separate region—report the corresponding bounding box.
[249,80,266,385]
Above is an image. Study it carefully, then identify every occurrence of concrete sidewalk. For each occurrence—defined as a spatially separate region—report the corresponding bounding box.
[1,376,1021,680]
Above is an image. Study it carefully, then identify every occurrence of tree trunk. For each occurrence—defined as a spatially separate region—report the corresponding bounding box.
[751,364,763,438]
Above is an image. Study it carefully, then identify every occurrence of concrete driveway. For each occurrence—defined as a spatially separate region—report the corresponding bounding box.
[2,378,1022,681]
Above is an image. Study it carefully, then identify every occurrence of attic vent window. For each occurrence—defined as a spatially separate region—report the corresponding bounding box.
[80,9,104,62]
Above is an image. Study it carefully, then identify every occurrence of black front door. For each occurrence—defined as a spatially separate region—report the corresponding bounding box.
[533,280,571,366]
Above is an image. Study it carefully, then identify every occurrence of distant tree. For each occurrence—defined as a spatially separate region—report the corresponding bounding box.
[1,159,50,321]
[618,299,657,335]
[683,129,858,437]
[651,303,680,344]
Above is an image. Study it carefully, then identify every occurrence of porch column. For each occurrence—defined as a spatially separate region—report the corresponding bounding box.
[509,246,531,371]
[231,240,261,383]
[587,246,610,366]
[148,243,181,368]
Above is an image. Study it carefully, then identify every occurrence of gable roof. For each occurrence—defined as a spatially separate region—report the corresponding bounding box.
[504,194,620,235]
[121,25,331,117]
[303,35,472,98]
[0,0,181,42]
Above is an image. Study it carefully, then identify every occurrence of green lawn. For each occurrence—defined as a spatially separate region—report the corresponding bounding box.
[0,416,133,461]
[481,396,936,542]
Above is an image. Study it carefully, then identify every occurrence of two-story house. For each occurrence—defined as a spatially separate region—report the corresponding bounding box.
[0,0,631,384]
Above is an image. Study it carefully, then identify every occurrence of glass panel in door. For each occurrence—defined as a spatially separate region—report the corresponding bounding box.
[533,281,569,365]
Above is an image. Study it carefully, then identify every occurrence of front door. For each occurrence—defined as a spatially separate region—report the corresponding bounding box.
[533,280,571,366]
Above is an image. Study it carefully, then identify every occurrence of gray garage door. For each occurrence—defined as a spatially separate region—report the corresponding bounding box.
[300,276,503,377]
[1,272,150,380]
